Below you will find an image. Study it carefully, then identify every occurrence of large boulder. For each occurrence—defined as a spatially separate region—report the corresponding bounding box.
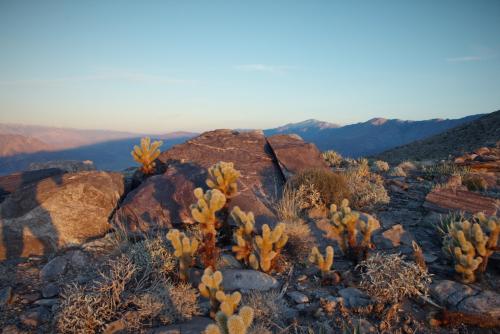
[0,171,125,260]
[423,188,497,215]
[267,134,329,179]
[0,168,65,203]
[116,130,285,233]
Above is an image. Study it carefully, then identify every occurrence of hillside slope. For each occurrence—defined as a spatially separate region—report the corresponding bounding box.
[375,110,500,163]
[265,114,481,157]
[0,134,52,157]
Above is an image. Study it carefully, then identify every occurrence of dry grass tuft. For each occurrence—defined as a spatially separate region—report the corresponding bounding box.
[323,150,343,167]
[357,253,432,305]
[343,167,389,210]
[126,237,176,280]
[244,290,290,329]
[275,185,303,221]
[289,168,351,207]
[389,166,407,177]
[462,174,488,191]
[397,160,417,172]
[373,160,390,173]
[283,219,316,261]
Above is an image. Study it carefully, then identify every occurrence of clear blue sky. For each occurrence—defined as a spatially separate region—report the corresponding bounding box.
[1,0,499,133]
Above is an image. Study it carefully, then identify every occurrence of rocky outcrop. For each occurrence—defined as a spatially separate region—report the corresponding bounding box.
[267,134,329,179]
[423,188,497,215]
[0,168,65,203]
[0,171,125,260]
[28,160,95,173]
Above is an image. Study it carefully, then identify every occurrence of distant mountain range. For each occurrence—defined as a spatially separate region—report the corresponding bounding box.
[264,114,482,157]
[375,110,500,163]
[0,112,488,175]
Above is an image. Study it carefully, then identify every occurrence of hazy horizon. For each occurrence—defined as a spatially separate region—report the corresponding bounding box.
[1,1,500,133]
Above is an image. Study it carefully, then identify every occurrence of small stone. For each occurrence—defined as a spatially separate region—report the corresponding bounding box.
[20,307,49,327]
[297,274,308,282]
[217,254,242,269]
[21,292,41,304]
[66,249,89,269]
[221,269,279,291]
[338,288,372,308]
[148,316,213,334]
[0,286,13,308]
[423,253,438,263]
[431,280,478,307]
[353,318,376,334]
[42,283,59,298]
[287,291,309,304]
[459,290,500,318]
[34,298,59,307]
[40,256,67,282]
[1,325,21,334]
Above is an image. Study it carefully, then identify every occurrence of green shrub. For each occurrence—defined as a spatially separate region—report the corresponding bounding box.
[344,170,390,210]
[462,174,488,192]
[422,161,471,180]
[289,168,351,207]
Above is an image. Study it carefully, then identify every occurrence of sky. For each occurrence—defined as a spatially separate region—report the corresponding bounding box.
[0,0,499,133]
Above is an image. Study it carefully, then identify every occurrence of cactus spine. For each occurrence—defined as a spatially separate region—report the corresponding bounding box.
[191,188,226,269]
[131,137,163,174]
[166,229,198,281]
[204,306,254,334]
[320,199,379,261]
[206,161,241,199]
[249,223,288,273]
[230,207,255,264]
[198,268,224,318]
[309,246,334,276]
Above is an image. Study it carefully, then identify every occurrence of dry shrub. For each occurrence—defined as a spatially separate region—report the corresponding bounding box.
[126,237,176,280]
[389,166,407,177]
[289,168,351,207]
[462,174,488,191]
[373,160,390,173]
[56,255,199,333]
[323,150,343,167]
[244,290,289,329]
[283,219,316,261]
[343,168,389,210]
[357,253,432,305]
[397,160,417,172]
[296,183,323,210]
[275,185,303,221]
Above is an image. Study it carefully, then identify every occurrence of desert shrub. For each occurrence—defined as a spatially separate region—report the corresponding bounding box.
[275,186,303,221]
[462,174,488,191]
[126,237,176,280]
[373,160,390,173]
[244,290,289,329]
[289,168,351,207]
[283,219,316,261]
[422,161,471,180]
[323,150,343,167]
[389,166,406,177]
[343,168,389,210]
[296,183,323,210]
[357,253,431,305]
[397,160,417,172]
[56,255,199,333]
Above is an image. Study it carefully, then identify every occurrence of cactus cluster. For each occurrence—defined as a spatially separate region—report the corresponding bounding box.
[198,268,224,318]
[443,213,499,283]
[216,291,242,317]
[309,246,334,276]
[131,137,163,174]
[249,223,288,273]
[166,229,198,281]
[204,306,254,334]
[319,199,379,261]
[206,161,241,198]
[230,207,255,264]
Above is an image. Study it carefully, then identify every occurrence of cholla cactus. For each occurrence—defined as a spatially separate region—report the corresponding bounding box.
[249,223,288,273]
[216,291,241,317]
[319,199,379,261]
[205,306,254,334]
[191,188,227,234]
[309,246,334,276]
[131,137,163,174]
[166,229,198,281]
[206,161,241,199]
[231,207,255,264]
[443,214,499,282]
[198,268,224,318]
[191,188,226,269]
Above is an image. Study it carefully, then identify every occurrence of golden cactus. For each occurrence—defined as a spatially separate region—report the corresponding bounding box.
[166,229,198,281]
[206,161,241,198]
[443,214,499,283]
[205,306,254,334]
[216,291,241,317]
[309,246,334,275]
[131,137,163,174]
[249,223,288,273]
[318,199,379,261]
[190,188,226,269]
[230,207,255,264]
[198,268,224,318]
